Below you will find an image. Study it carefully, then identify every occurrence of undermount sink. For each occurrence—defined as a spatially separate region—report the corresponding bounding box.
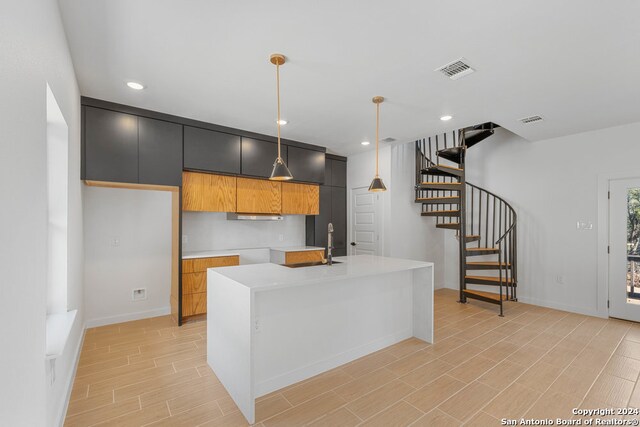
[282,260,342,268]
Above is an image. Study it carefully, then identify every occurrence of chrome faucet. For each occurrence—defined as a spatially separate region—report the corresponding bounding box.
[327,223,334,265]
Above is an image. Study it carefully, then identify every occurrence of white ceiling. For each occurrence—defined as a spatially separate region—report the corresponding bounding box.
[59,0,640,156]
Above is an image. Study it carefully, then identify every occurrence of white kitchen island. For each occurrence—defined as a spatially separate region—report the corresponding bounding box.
[206,255,434,424]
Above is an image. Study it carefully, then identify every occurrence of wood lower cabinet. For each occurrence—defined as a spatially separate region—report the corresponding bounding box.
[181,255,239,318]
[285,250,325,265]
[236,177,281,214]
[183,171,236,212]
[282,183,320,215]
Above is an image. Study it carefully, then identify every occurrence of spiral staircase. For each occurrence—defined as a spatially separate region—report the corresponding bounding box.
[415,123,518,316]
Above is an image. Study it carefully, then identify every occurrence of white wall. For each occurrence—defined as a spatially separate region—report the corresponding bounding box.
[84,187,172,327]
[347,143,445,287]
[444,123,640,316]
[0,0,84,425]
[182,212,305,252]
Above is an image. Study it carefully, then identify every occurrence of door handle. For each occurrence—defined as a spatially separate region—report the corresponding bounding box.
[350,242,356,246]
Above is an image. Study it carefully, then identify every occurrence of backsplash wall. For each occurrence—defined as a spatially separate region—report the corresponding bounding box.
[182,212,306,252]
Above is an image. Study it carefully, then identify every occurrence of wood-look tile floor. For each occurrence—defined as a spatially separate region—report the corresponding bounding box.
[66,289,640,426]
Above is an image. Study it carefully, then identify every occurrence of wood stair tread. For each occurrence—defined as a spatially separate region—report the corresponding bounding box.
[416,196,460,202]
[465,275,515,283]
[463,289,508,301]
[420,182,461,185]
[466,247,498,252]
[466,261,511,266]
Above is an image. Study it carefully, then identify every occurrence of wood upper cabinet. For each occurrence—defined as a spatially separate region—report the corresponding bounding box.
[236,177,281,214]
[281,182,320,215]
[182,171,236,212]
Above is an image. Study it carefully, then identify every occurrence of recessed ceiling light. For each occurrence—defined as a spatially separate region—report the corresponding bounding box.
[440,115,453,121]
[276,119,288,125]
[361,141,370,146]
[126,82,145,90]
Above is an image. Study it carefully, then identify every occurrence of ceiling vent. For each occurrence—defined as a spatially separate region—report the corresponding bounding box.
[518,115,543,124]
[435,58,475,80]
[382,137,396,143]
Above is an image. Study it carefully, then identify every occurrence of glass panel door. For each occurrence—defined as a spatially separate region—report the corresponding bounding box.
[610,179,640,321]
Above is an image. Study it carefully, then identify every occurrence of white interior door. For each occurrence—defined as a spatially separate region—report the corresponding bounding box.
[350,187,380,255]
[609,178,640,322]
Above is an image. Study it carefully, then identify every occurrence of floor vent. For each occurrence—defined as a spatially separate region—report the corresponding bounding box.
[518,115,543,124]
[435,58,475,80]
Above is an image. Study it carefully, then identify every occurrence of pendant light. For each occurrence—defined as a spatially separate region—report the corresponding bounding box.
[368,96,387,192]
[269,53,293,181]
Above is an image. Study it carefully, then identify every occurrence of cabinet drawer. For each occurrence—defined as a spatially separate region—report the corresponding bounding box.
[182,272,207,294]
[285,250,325,265]
[182,292,207,317]
[182,255,239,273]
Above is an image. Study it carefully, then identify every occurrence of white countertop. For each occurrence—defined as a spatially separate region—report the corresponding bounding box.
[208,255,433,292]
[183,246,325,259]
[182,250,241,260]
[269,246,325,252]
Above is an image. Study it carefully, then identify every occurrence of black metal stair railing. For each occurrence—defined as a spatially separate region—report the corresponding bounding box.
[466,182,518,301]
[415,129,518,306]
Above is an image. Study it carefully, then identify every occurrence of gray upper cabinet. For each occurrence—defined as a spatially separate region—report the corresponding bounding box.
[331,159,347,188]
[84,106,139,184]
[287,146,325,184]
[241,137,287,178]
[183,126,241,174]
[139,118,183,186]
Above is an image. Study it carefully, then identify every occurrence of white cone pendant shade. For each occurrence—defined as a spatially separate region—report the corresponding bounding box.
[269,53,293,181]
[368,96,387,192]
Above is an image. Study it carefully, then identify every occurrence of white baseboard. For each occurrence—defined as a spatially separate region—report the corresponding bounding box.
[54,322,85,427]
[442,283,605,318]
[85,306,171,328]
[255,329,412,397]
[516,296,604,318]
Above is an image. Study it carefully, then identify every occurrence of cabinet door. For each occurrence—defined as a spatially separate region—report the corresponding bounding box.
[287,146,325,184]
[281,183,319,215]
[285,250,325,265]
[331,187,347,249]
[241,138,288,178]
[184,126,241,174]
[313,186,332,249]
[182,172,237,212]
[331,159,347,188]
[236,177,281,214]
[84,106,138,183]
[324,160,332,187]
[139,117,183,186]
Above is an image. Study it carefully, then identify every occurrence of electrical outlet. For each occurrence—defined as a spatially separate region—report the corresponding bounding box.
[278,234,284,242]
[254,319,261,332]
[182,235,189,244]
[132,288,147,301]
[576,221,594,230]
[556,275,565,284]
[110,237,120,247]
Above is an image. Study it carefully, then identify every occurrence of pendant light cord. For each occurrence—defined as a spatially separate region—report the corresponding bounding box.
[375,101,380,177]
[276,62,282,159]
